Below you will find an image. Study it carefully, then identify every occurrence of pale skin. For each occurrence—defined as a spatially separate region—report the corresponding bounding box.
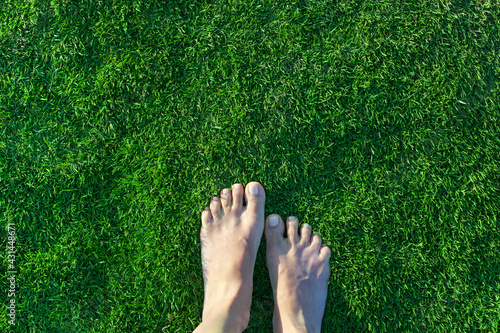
[193,182,331,333]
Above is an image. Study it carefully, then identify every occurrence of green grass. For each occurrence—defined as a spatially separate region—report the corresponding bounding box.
[1,0,500,331]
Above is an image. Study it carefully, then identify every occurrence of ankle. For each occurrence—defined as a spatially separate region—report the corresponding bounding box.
[202,291,251,332]
[197,307,249,333]
[202,280,252,330]
[274,306,320,333]
[280,322,320,333]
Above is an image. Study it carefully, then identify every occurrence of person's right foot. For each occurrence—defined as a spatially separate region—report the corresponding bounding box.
[195,182,266,333]
[265,214,331,333]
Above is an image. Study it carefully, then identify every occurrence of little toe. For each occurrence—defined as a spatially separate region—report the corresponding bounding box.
[319,244,332,261]
[201,206,213,226]
[244,182,266,215]
[310,232,322,252]
[265,214,286,247]
[319,245,332,279]
[209,196,223,220]
[287,216,300,245]
[231,183,244,211]
[300,223,312,245]
[220,188,232,213]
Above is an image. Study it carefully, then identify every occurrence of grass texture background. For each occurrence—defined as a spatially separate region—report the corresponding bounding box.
[1,0,500,331]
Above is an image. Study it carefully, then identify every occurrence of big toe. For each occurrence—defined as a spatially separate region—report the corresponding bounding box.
[265,214,286,248]
[244,182,266,214]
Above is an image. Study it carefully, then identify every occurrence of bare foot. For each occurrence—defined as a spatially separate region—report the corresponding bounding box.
[193,182,266,333]
[265,214,331,333]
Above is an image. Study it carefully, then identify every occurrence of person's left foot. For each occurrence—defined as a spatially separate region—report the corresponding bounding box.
[196,182,266,332]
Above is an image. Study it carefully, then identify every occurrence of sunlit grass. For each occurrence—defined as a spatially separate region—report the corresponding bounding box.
[1,0,499,331]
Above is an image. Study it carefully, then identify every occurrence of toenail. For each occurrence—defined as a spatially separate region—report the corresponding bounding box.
[233,184,242,189]
[222,189,229,194]
[249,184,258,195]
[303,223,310,228]
[314,231,319,236]
[288,216,296,221]
[213,197,219,201]
[269,216,279,227]
[204,207,209,211]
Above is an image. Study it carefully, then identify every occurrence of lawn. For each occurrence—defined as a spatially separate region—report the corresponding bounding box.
[1,0,500,332]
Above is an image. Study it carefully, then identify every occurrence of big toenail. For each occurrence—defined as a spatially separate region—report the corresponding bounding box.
[269,216,279,227]
[222,189,229,194]
[249,184,258,195]
[233,184,243,189]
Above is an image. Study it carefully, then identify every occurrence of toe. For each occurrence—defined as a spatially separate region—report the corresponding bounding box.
[201,206,213,226]
[319,244,331,261]
[220,188,232,213]
[265,214,285,247]
[319,245,332,279]
[287,216,299,245]
[231,183,244,211]
[300,223,312,245]
[209,196,223,220]
[311,232,322,251]
[244,182,266,214]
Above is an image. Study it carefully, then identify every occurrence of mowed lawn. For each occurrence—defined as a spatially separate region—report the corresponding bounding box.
[1,0,500,331]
